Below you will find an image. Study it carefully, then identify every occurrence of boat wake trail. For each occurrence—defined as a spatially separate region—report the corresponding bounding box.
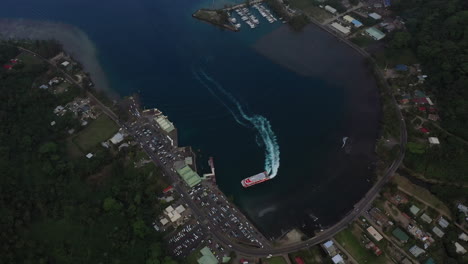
[193,69,280,178]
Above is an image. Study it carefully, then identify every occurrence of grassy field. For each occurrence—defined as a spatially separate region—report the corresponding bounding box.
[72,115,119,152]
[351,33,375,47]
[335,225,391,264]
[288,0,332,22]
[263,256,288,264]
[17,51,43,65]
[392,174,451,216]
[289,247,331,264]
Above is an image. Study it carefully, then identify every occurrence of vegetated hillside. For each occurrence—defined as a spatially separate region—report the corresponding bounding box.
[0,41,177,264]
[391,0,468,139]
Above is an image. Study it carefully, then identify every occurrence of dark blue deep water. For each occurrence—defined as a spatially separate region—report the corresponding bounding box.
[1,0,381,237]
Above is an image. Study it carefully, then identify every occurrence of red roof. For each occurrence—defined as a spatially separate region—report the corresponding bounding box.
[428,107,437,113]
[163,186,173,193]
[419,127,430,133]
[3,64,13,69]
[418,107,426,112]
[412,98,428,104]
[10,59,19,64]
[295,257,305,264]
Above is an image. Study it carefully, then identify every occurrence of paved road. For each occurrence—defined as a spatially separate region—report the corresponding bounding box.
[15,29,407,256]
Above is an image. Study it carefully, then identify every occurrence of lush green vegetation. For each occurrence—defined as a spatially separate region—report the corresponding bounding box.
[265,0,310,31]
[262,256,288,264]
[289,247,333,264]
[390,0,468,139]
[0,42,176,264]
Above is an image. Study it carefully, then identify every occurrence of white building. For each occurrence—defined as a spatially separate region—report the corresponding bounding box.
[86,153,94,159]
[325,5,337,14]
[110,132,124,144]
[438,217,449,228]
[455,242,467,254]
[331,254,344,264]
[331,22,350,34]
[343,15,355,23]
[428,137,440,145]
[369,12,382,20]
[61,61,70,67]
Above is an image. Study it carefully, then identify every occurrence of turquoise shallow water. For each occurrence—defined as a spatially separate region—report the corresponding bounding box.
[1,0,380,237]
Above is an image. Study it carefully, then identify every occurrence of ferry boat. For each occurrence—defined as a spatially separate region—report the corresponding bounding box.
[241,171,270,188]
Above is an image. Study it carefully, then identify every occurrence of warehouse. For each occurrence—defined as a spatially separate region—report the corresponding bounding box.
[176,165,202,188]
[325,5,337,14]
[369,12,382,20]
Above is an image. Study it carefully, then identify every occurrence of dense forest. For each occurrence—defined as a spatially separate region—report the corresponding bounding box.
[391,0,468,139]
[0,41,177,263]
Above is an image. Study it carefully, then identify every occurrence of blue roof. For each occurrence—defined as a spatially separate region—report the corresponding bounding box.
[424,258,435,264]
[384,0,391,7]
[395,64,408,71]
[351,20,363,26]
[324,240,334,248]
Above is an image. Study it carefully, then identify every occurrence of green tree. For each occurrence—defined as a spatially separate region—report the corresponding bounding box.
[103,197,123,212]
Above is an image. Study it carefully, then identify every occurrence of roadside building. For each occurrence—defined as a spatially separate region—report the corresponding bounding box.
[331,255,344,264]
[455,242,467,254]
[419,127,430,134]
[331,22,350,34]
[367,226,383,241]
[351,20,363,28]
[432,226,445,238]
[365,27,386,40]
[428,137,440,145]
[294,257,305,264]
[392,227,410,243]
[369,12,382,20]
[457,203,468,215]
[325,5,337,14]
[163,185,174,194]
[175,205,186,214]
[160,218,169,226]
[322,240,338,256]
[438,217,449,228]
[410,205,421,215]
[198,247,218,264]
[409,245,425,257]
[420,213,433,224]
[395,64,409,71]
[110,132,124,144]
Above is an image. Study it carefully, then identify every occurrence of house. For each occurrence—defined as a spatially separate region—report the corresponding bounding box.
[419,127,430,134]
[369,12,382,20]
[50,121,56,126]
[322,240,338,256]
[438,217,449,228]
[331,255,344,264]
[457,203,468,215]
[331,23,350,34]
[409,245,425,257]
[61,61,70,67]
[413,97,428,104]
[351,20,363,28]
[454,242,467,254]
[367,226,383,241]
[459,233,468,242]
[175,205,186,214]
[365,27,386,40]
[86,153,93,159]
[410,205,420,215]
[420,213,432,223]
[428,137,440,145]
[160,218,169,226]
[432,226,445,238]
[418,106,427,112]
[428,114,439,121]
[39,84,49,89]
[3,64,13,70]
[400,98,410,104]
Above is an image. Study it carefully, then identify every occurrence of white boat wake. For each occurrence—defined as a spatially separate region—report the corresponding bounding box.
[193,69,280,178]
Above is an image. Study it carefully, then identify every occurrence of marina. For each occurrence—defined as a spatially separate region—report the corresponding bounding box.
[230,3,278,29]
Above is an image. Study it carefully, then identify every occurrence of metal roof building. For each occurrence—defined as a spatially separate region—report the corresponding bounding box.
[198,247,218,264]
[331,23,350,34]
[432,226,445,238]
[176,165,202,188]
[438,217,449,228]
[351,20,363,27]
[365,27,386,40]
[420,213,433,223]
[367,226,383,241]
[369,12,382,20]
[392,228,409,242]
[409,245,425,257]
[155,116,175,133]
[410,205,420,215]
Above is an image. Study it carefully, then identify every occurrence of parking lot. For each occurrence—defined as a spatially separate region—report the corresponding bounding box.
[167,223,205,257]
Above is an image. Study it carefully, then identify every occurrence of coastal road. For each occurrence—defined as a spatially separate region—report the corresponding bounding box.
[14,30,407,256]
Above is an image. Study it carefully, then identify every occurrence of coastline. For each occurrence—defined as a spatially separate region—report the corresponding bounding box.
[0,18,111,94]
